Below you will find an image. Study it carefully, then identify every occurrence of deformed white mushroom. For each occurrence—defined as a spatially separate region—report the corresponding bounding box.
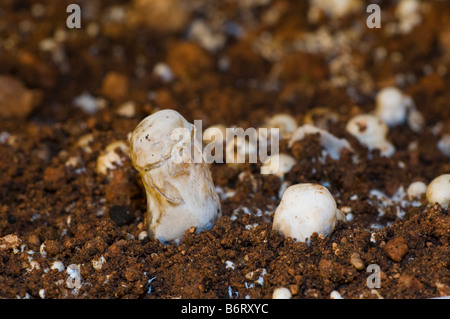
[272,183,344,244]
[130,109,221,244]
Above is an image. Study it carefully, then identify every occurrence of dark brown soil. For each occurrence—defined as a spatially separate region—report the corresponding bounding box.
[0,0,449,299]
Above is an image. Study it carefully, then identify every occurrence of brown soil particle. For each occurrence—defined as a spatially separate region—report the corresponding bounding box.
[384,237,409,263]
[0,0,449,300]
[0,76,41,119]
[101,72,130,102]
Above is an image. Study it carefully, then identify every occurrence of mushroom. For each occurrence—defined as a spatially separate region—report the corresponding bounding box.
[289,124,353,160]
[426,174,450,209]
[407,181,427,200]
[261,153,296,178]
[375,86,424,132]
[272,183,345,244]
[130,109,221,244]
[264,113,298,140]
[346,114,395,157]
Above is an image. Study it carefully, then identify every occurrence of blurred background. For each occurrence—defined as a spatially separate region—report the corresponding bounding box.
[0,0,449,130]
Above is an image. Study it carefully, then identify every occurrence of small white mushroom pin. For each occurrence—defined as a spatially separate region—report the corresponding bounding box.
[130,109,221,244]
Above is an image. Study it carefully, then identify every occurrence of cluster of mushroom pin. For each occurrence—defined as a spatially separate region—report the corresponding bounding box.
[129,109,449,246]
[129,109,346,245]
[128,109,449,299]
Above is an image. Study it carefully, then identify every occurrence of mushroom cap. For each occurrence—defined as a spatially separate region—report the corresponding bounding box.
[130,109,193,171]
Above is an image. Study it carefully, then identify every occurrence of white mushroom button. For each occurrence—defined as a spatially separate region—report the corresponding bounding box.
[426,174,450,209]
[407,181,427,200]
[272,183,341,244]
[272,287,292,299]
[346,114,395,157]
[96,140,129,175]
[375,86,424,132]
[265,113,298,140]
[330,290,344,299]
[50,261,65,272]
[130,109,221,244]
[261,153,296,178]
